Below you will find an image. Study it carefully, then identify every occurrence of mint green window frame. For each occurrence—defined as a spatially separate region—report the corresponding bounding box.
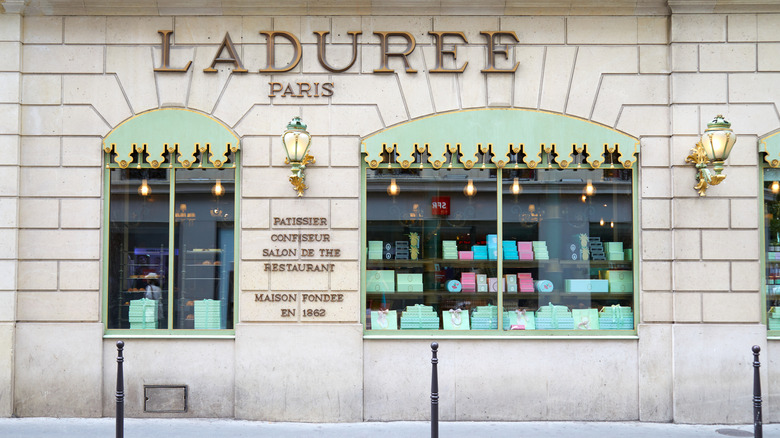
[760,130,780,335]
[102,109,240,336]
[360,109,639,337]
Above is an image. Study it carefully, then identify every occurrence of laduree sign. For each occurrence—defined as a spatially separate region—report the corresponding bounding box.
[155,29,521,98]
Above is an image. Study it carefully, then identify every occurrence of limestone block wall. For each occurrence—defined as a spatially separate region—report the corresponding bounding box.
[0,11,21,419]
[666,13,775,424]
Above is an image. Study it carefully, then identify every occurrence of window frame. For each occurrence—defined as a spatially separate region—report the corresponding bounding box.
[360,158,639,338]
[102,152,240,337]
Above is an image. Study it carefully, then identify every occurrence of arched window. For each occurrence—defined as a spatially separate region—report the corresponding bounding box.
[102,109,239,333]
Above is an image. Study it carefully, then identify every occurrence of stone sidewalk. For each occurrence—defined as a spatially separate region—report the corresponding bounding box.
[0,418,775,438]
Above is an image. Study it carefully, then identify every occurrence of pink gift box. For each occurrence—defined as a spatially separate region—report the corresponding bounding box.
[517,241,532,251]
[458,251,474,260]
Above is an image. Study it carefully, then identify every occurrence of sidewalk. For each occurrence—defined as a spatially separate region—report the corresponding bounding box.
[0,418,774,438]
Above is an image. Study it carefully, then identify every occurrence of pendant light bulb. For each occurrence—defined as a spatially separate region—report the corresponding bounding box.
[212,179,224,197]
[772,181,780,194]
[585,179,595,196]
[138,179,151,197]
[511,177,521,195]
[464,179,477,197]
[387,178,400,196]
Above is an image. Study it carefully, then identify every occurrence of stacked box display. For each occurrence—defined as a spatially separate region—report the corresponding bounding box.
[505,274,518,293]
[472,245,488,260]
[396,272,423,292]
[533,241,549,260]
[605,242,624,261]
[517,241,534,260]
[368,241,383,260]
[487,234,498,260]
[517,273,535,293]
[471,305,499,329]
[598,305,634,329]
[602,270,634,293]
[461,272,476,292]
[366,270,395,292]
[442,241,458,259]
[383,242,394,260]
[589,237,606,260]
[400,304,439,329]
[194,299,221,329]
[476,274,488,292]
[128,298,158,329]
[535,303,574,329]
[395,241,410,260]
[503,240,519,260]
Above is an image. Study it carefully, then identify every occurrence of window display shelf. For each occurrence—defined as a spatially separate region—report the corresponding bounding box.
[366,291,631,299]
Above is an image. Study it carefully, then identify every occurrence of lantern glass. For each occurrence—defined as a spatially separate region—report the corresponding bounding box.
[700,115,737,162]
[282,130,311,162]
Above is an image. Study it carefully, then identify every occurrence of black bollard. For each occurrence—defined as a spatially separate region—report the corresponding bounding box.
[431,342,439,438]
[753,345,762,438]
[116,341,125,438]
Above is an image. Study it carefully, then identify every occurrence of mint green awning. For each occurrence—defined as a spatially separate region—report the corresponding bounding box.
[362,109,638,169]
[103,108,240,169]
[761,129,780,167]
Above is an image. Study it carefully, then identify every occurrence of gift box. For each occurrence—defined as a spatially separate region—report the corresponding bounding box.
[442,241,459,260]
[128,298,158,329]
[461,272,476,292]
[535,279,554,293]
[472,245,488,259]
[476,274,488,292]
[446,279,462,293]
[396,272,423,292]
[458,251,474,260]
[517,273,535,293]
[565,279,609,293]
[572,308,599,330]
[442,309,470,330]
[471,305,499,329]
[599,304,634,329]
[366,270,395,293]
[488,277,505,292]
[535,303,574,329]
[194,299,221,329]
[532,241,549,260]
[371,310,398,330]
[368,240,384,260]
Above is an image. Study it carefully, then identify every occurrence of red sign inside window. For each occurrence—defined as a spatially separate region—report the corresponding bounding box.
[431,196,450,216]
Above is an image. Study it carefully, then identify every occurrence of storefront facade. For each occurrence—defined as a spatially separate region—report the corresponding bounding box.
[1,0,778,424]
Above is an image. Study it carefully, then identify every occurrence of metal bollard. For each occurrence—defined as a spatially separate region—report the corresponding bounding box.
[116,341,125,438]
[431,342,439,438]
[753,345,762,438]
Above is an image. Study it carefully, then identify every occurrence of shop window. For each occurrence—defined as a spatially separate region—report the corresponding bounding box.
[361,109,638,335]
[764,168,780,331]
[102,109,239,333]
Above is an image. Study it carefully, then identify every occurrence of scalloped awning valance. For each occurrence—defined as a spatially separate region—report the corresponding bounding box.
[361,109,639,170]
[103,108,240,169]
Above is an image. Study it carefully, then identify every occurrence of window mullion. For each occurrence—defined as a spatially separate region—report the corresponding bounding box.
[167,169,176,331]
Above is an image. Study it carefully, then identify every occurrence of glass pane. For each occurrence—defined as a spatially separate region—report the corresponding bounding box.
[366,167,498,331]
[173,168,235,330]
[502,168,634,331]
[764,169,780,330]
[107,168,170,329]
